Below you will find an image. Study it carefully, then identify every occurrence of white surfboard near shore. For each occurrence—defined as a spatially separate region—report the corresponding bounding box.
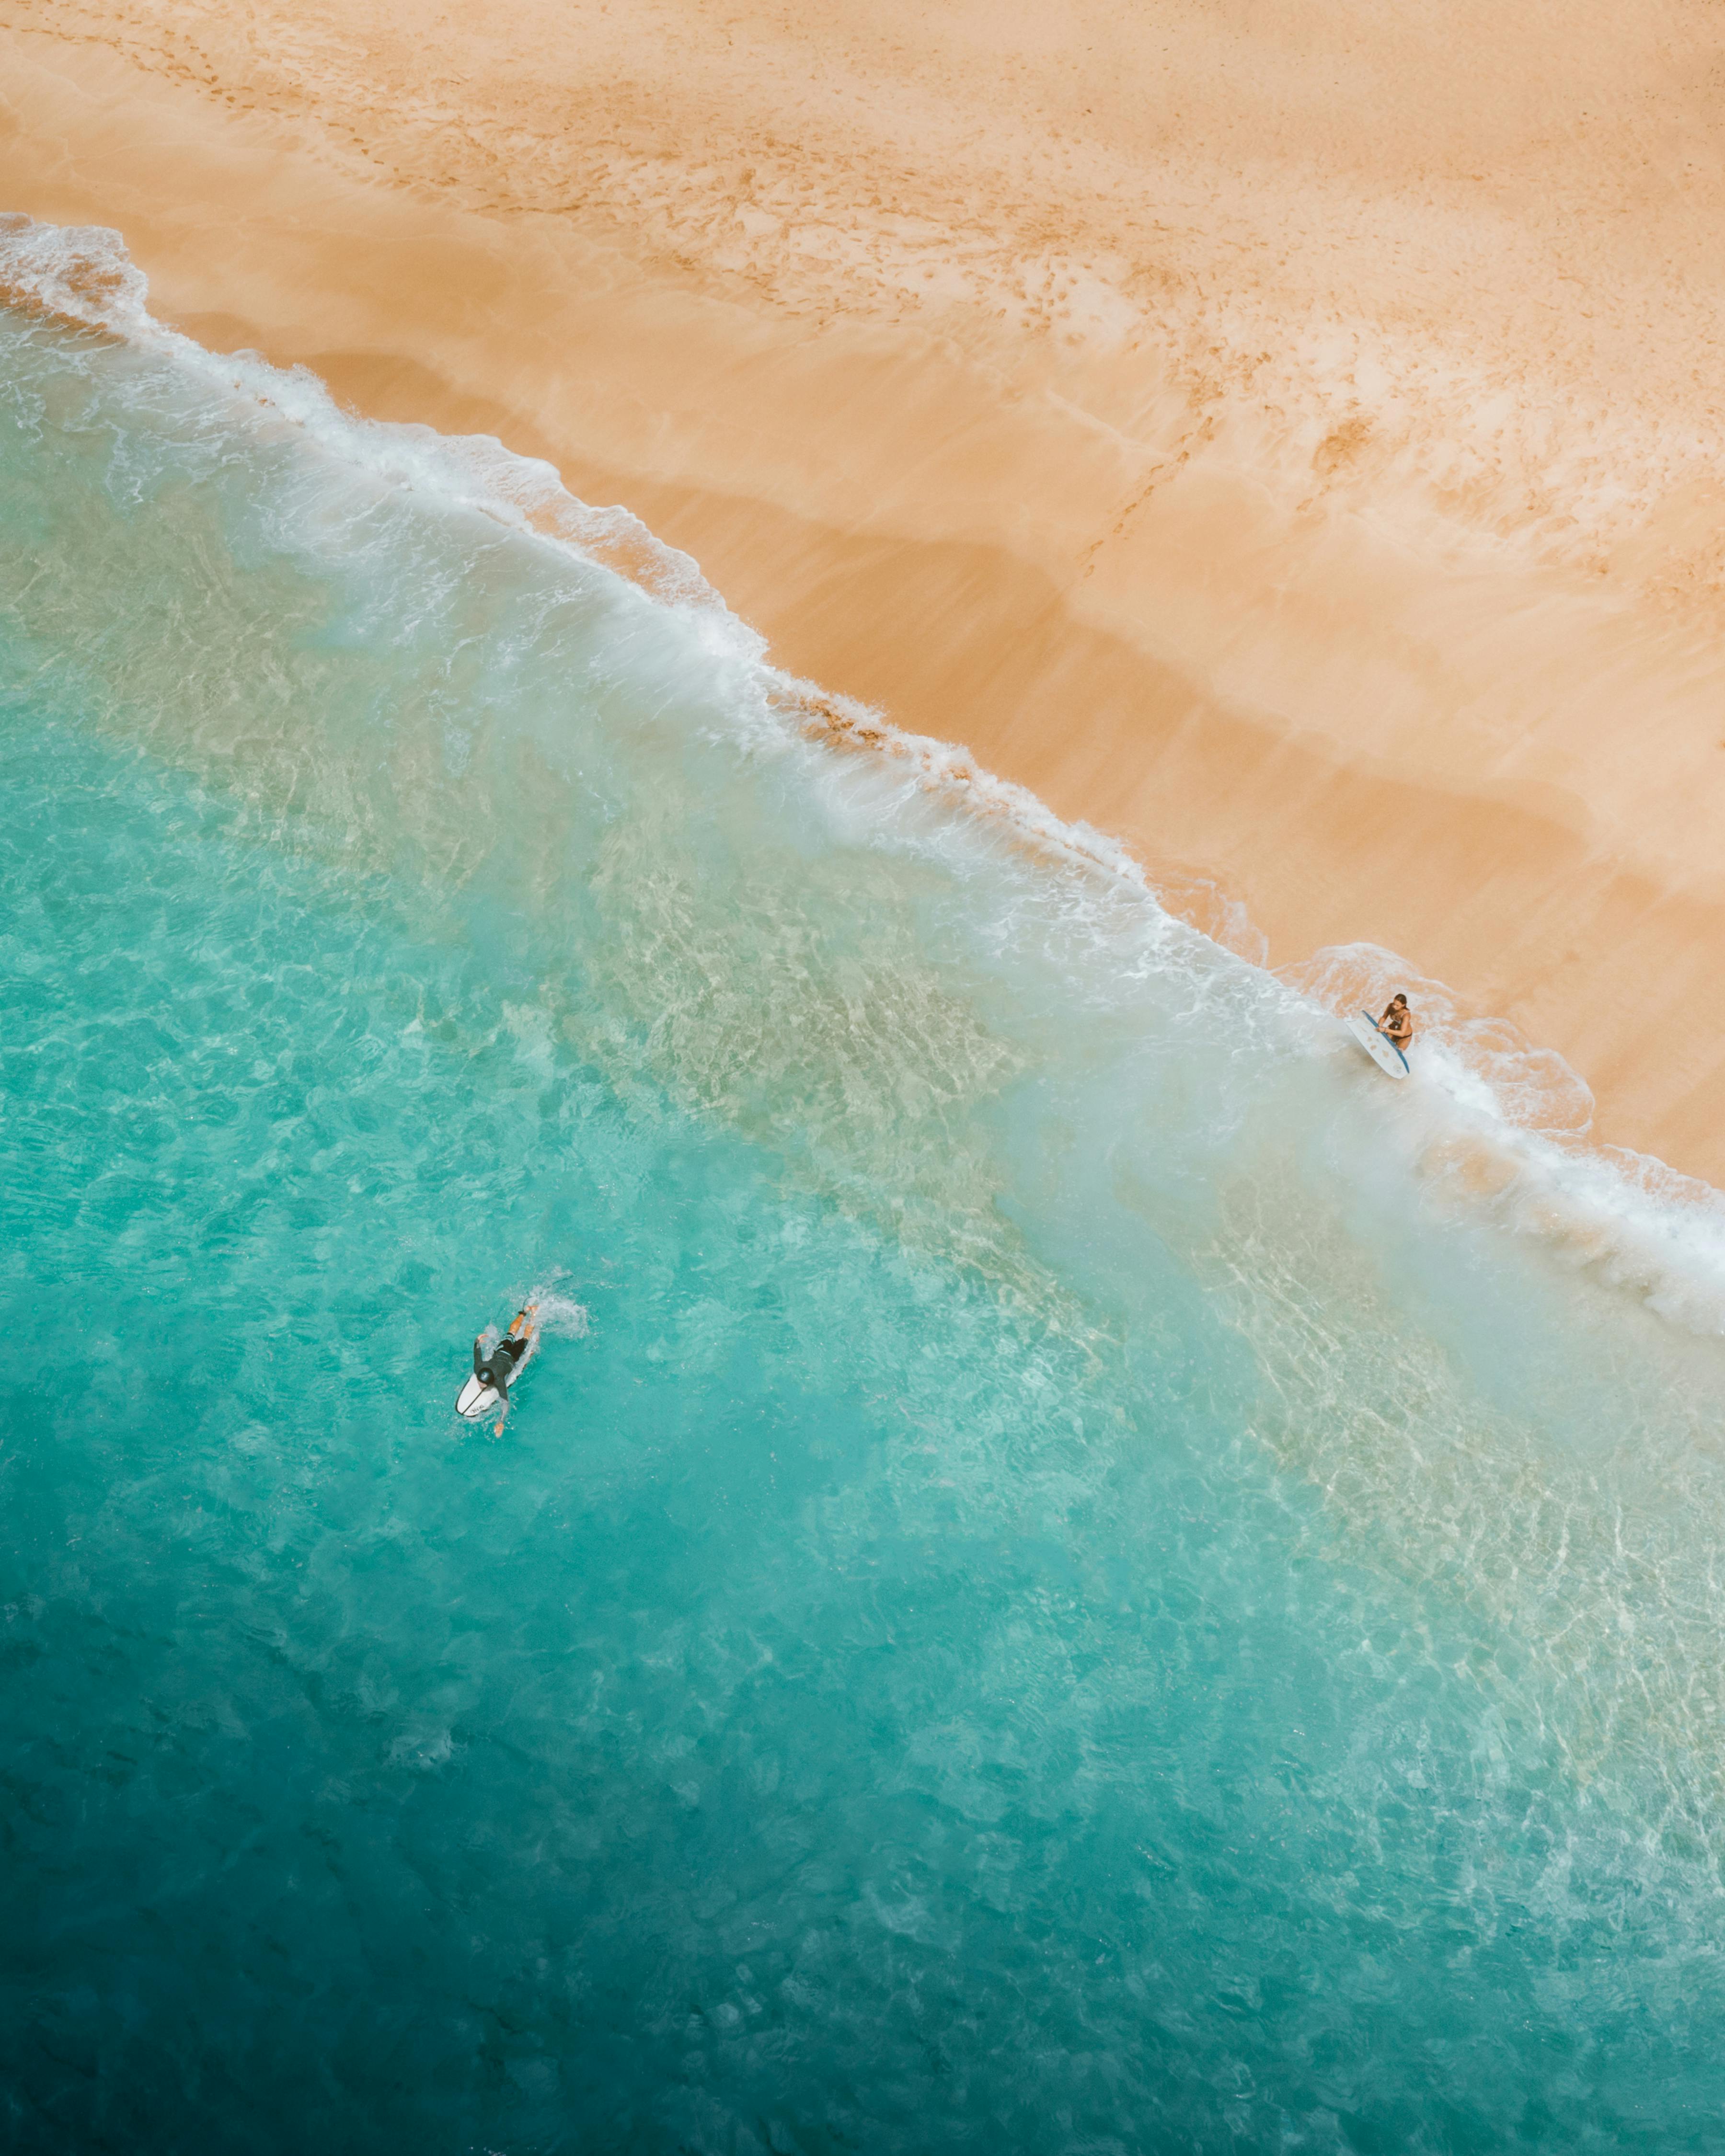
[1346,1009,1411,1079]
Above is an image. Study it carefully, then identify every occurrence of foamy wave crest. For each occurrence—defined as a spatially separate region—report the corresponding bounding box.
[1284,942,1725,1330]
[0,213,731,619]
[7,213,1725,1332]
[1284,942,1597,1137]
[0,211,153,334]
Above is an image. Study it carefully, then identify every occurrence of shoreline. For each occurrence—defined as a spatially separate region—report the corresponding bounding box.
[5,14,1725,1177]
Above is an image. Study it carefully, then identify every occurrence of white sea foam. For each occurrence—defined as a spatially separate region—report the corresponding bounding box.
[7,211,1725,1333]
[527,1289,593,1341]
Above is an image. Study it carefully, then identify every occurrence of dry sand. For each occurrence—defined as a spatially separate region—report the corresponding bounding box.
[4,0,1725,1173]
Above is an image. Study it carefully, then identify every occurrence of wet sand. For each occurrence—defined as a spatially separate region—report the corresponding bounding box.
[4,5,1725,1174]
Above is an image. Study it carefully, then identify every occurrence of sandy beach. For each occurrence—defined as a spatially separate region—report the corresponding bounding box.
[5,0,1725,1176]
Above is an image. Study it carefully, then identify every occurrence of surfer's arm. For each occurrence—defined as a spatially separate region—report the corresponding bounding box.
[473,1338,486,1379]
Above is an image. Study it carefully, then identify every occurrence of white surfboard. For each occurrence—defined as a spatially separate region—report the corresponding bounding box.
[1346,1009,1411,1079]
[456,1309,540,1421]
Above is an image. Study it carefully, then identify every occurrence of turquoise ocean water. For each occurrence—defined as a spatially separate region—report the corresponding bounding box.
[6,218,1725,2153]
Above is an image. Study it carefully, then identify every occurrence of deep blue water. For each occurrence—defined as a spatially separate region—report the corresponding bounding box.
[5,232,1725,2154]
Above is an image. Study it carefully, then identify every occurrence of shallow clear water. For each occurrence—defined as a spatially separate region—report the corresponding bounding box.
[5,248,1725,2154]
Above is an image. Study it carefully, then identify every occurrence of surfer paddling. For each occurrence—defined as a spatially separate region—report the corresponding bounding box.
[471,1307,534,1434]
[1375,995,1413,1054]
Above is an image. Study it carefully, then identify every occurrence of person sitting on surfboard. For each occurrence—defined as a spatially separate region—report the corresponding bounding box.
[1376,995,1413,1052]
[472,1309,533,1407]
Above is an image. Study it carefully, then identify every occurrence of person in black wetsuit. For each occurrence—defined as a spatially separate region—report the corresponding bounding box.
[473,1310,533,1407]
